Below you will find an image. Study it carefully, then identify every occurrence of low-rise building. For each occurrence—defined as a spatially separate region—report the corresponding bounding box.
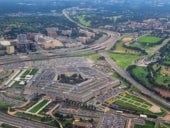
[6,46,15,54]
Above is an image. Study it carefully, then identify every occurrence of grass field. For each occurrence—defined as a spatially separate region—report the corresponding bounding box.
[158,123,168,128]
[134,120,155,128]
[107,92,163,115]
[90,54,102,61]
[21,69,38,78]
[29,99,49,113]
[29,69,38,75]
[138,36,162,44]
[113,41,140,54]
[154,74,170,88]
[0,123,19,128]
[15,112,60,127]
[128,66,152,88]
[0,102,11,109]
[71,51,101,61]
[107,52,141,69]
[76,15,91,27]
[113,93,153,114]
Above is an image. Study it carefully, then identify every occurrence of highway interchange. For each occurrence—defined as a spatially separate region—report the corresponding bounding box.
[0,7,170,128]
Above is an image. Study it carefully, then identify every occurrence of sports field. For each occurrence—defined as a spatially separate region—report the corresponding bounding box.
[28,99,49,114]
[138,36,162,44]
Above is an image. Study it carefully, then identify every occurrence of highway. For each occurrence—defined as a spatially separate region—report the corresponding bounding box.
[63,8,170,107]
[0,7,170,127]
[100,52,170,107]
[0,112,56,128]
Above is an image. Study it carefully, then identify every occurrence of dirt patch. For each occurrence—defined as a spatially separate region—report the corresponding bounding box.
[164,114,170,121]
[134,93,161,113]
[149,105,161,113]
[43,40,63,49]
[160,66,170,76]
[155,88,170,98]
[122,37,133,43]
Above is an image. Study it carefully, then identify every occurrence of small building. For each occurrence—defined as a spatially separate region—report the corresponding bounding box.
[6,46,15,54]
[19,81,25,86]
[0,40,11,46]
[140,114,147,118]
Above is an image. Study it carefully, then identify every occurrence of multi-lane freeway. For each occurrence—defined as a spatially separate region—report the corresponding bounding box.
[63,8,170,107]
[100,52,170,107]
[0,7,170,128]
[0,112,56,128]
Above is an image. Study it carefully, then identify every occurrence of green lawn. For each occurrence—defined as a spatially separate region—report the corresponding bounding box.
[157,123,168,128]
[134,120,155,128]
[138,36,162,44]
[113,41,140,54]
[114,93,154,114]
[125,93,151,106]
[15,112,42,121]
[12,81,20,86]
[0,102,11,109]
[107,52,141,69]
[154,74,170,88]
[90,54,102,61]
[1,123,19,128]
[29,100,49,113]
[21,69,38,78]
[113,92,164,115]
[71,52,101,61]
[76,15,91,27]
[21,70,30,78]
[29,69,38,75]
[15,112,59,127]
[128,66,152,88]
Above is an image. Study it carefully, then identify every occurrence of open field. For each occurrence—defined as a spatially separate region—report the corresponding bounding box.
[28,99,49,114]
[0,102,11,109]
[134,120,155,128]
[122,37,133,43]
[160,66,170,75]
[158,123,169,128]
[127,66,152,88]
[113,41,140,54]
[128,36,163,52]
[107,52,141,69]
[138,36,162,44]
[151,64,170,88]
[14,112,60,127]
[107,92,162,115]
[154,74,170,88]
[21,69,38,78]
[71,51,102,61]
[0,123,19,128]
[76,15,91,27]
[90,54,102,61]
[129,64,170,91]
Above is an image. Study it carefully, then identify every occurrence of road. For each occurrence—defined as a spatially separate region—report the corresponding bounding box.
[0,112,56,128]
[63,7,170,107]
[0,7,170,127]
[100,52,170,107]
